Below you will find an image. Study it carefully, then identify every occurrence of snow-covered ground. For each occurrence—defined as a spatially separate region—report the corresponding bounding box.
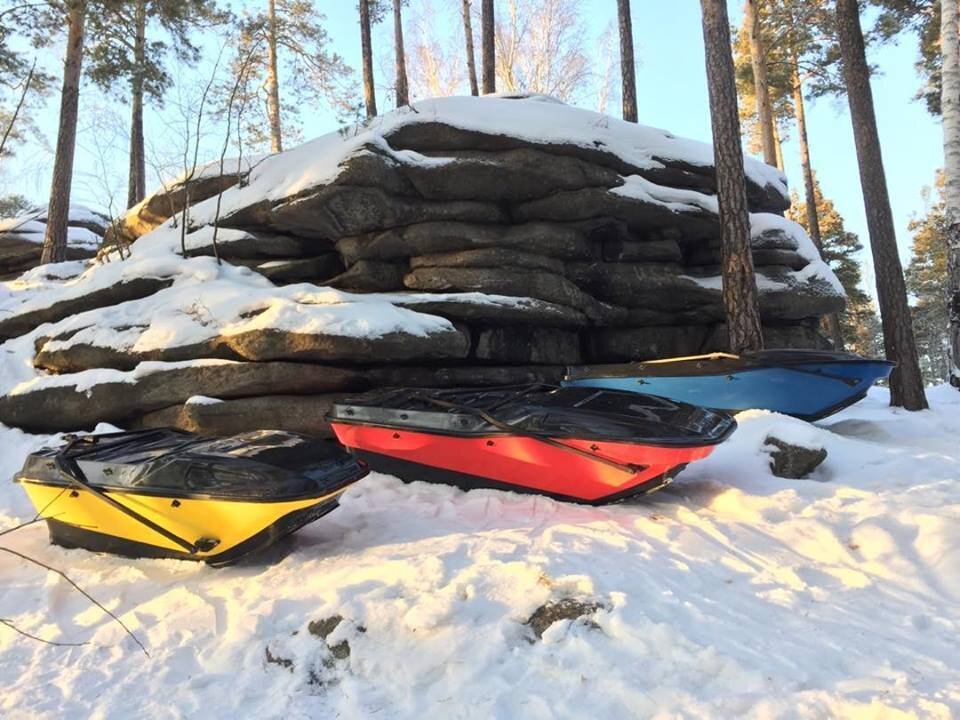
[1,387,958,719]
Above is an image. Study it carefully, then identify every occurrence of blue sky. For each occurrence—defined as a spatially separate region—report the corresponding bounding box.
[1,0,944,292]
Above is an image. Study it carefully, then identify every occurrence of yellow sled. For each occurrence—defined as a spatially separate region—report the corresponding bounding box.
[15,429,368,567]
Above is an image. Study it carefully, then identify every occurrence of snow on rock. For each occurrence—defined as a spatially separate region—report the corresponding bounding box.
[0,205,108,280]
[103,154,270,247]
[183,95,787,229]
[0,387,958,717]
[0,94,846,434]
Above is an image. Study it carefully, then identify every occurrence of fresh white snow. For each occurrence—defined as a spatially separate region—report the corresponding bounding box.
[179,94,788,232]
[0,387,957,718]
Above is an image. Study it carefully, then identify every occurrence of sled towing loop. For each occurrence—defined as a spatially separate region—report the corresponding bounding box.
[54,436,220,555]
[416,394,648,477]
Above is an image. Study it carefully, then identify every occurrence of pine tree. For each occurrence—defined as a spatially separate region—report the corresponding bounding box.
[616,0,637,122]
[788,178,881,353]
[871,0,939,113]
[85,0,227,209]
[42,0,87,265]
[359,0,378,117]
[461,0,479,96]
[481,0,495,93]
[225,3,352,152]
[0,194,35,219]
[393,0,409,107]
[906,178,952,381]
[744,0,777,166]
[266,0,282,151]
[700,0,764,354]
[836,0,927,408]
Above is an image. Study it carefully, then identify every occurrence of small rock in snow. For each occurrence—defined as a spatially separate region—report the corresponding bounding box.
[524,598,605,641]
[764,436,828,479]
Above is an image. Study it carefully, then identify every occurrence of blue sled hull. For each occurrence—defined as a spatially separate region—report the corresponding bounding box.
[564,351,895,421]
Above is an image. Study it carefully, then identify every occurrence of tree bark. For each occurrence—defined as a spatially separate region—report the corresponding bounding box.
[790,52,844,350]
[617,0,637,122]
[836,0,927,408]
[461,0,479,96]
[772,120,784,171]
[744,0,777,167]
[393,0,408,106]
[359,0,377,118]
[481,0,495,94]
[942,0,960,388]
[126,0,146,209]
[266,0,283,151]
[700,0,764,354]
[41,0,86,266]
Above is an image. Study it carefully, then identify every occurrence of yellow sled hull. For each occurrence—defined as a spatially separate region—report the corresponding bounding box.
[17,477,349,566]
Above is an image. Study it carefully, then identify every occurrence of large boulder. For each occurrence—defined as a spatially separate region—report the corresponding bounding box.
[403,266,622,325]
[337,221,596,265]
[475,326,581,364]
[0,276,173,341]
[35,324,471,372]
[0,205,105,280]
[0,95,846,436]
[133,394,346,438]
[0,360,363,433]
[105,157,260,245]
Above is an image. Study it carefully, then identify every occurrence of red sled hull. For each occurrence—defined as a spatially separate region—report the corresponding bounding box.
[329,423,718,504]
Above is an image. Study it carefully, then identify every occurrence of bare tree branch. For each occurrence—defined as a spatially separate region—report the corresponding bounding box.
[0,544,149,657]
[0,57,37,162]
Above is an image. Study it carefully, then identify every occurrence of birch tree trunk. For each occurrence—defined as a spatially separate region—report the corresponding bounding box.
[744,0,777,167]
[942,0,960,388]
[617,0,637,122]
[836,0,927,409]
[481,0,495,94]
[461,0,479,96]
[393,0,408,107]
[700,0,764,354]
[360,0,377,118]
[790,52,844,349]
[127,0,147,209]
[266,0,283,151]
[41,0,86,266]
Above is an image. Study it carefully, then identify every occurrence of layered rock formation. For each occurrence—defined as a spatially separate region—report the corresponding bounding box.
[0,205,107,279]
[0,95,844,436]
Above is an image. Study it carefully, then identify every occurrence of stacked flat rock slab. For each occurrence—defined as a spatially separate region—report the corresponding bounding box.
[0,205,107,280]
[0,95,845,436]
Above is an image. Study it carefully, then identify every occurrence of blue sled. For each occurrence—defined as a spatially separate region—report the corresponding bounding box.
[563,350,895,421]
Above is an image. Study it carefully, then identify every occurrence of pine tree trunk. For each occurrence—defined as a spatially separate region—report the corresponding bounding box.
[772,120,784,171]
[359,0,377,118]
[126,0,146,209]
[617,0,637,122]
[744,0,777,167]
[266,0,283,151]
[41,0,86,266]
[942,0,960,388]
[462,0,479,96]
[393,0,408,107]
[790,53,844,350]
[481,0,495,94]
[836,0,927,408]
[700,0,764,354]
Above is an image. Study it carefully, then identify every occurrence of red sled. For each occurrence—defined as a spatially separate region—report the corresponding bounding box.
[328,385,735,505]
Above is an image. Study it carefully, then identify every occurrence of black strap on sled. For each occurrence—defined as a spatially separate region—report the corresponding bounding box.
[418,395,647,477]
[54,436,218,555]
